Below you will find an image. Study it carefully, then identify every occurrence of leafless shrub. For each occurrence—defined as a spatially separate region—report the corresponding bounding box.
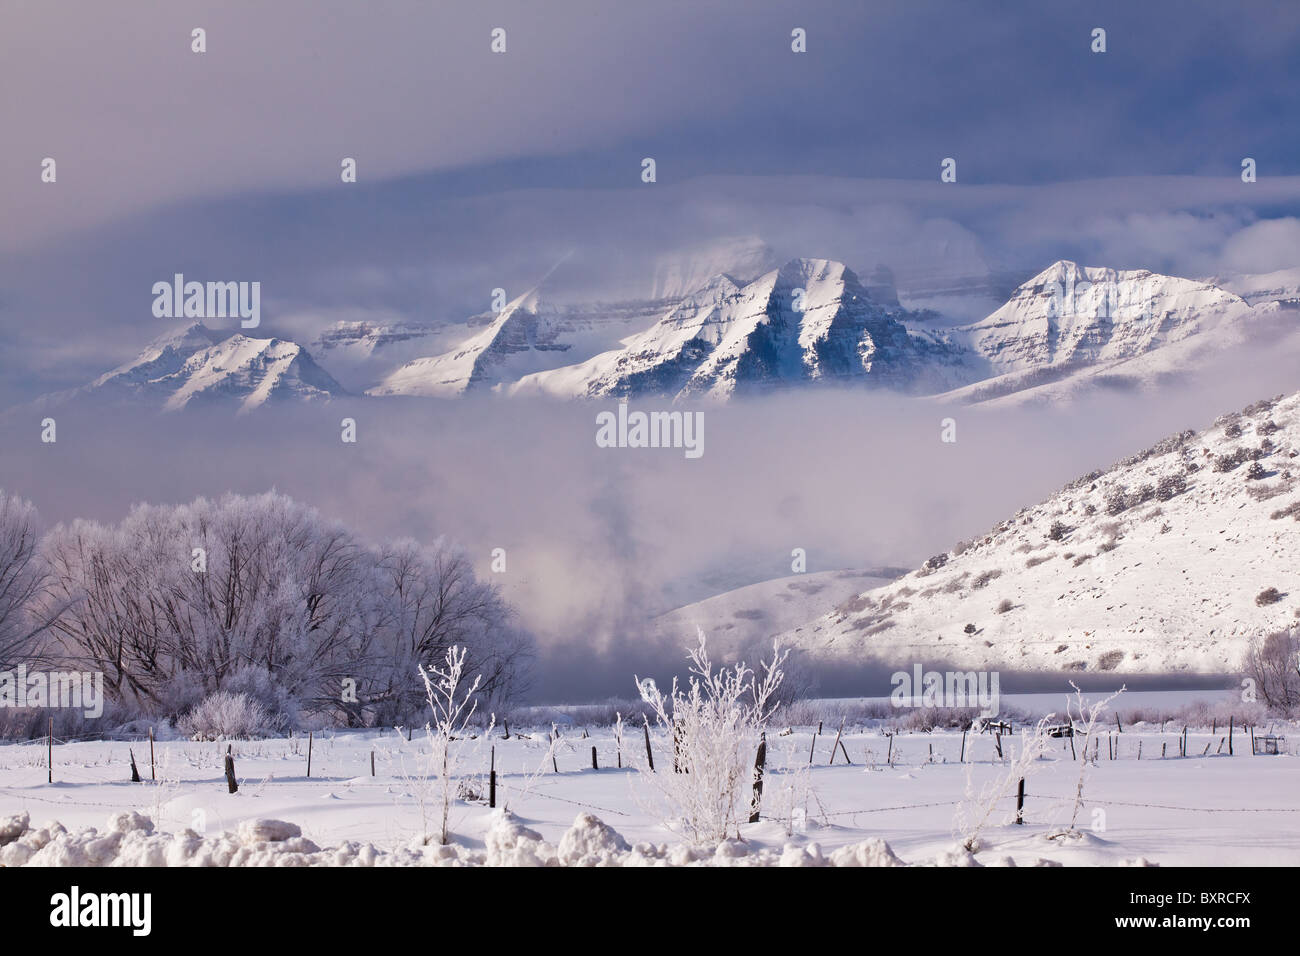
[1256,587,1283,607]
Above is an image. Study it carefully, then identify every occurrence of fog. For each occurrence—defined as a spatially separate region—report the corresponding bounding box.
[3,350,1296,699]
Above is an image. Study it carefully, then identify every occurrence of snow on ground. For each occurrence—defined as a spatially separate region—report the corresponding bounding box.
[1,693,1296,866]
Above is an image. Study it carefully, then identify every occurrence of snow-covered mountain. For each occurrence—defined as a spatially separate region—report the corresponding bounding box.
[937,261,1279,407]
[40,322,345,413]
[776,390,1300,674]
[957,261,1253,373]
[368,290,669,398]
[509,259,974,400]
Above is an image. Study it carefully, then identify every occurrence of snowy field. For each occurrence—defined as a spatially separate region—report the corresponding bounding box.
[2,691,1297,867]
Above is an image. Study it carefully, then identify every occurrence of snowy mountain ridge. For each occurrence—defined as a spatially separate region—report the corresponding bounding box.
[506,258,974,400]
[39,322,346,413]
[21,256,1299,413]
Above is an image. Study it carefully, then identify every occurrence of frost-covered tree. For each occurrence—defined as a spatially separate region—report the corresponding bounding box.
[40,491,531,725]
[1246,629,1300,714]
[0,490,54,671]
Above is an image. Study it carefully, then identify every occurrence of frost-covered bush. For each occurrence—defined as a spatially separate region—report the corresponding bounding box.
[1104,486,1130,515]
[1156,472,1187,501]
[633,632,786,845]
[1214,447,1250,472]
[1047,520,1069,541]
[178,692,270,740]
[995,598,1014,614]
[1247,461,1267,481]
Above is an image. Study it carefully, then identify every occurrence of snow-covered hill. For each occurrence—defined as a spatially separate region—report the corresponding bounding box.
[777,390,1300,674]
[647,568,901,660]
[510,259,974,400]
[38,322,346,413]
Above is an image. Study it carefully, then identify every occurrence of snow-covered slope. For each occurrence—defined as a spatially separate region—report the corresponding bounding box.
[40,322,345,413]
[648,569,900,660]
[309,319,471,393]
[778,390,1300,674]
[510,259,974,400]
[1217,267,1300,309]
[370,290,577,397]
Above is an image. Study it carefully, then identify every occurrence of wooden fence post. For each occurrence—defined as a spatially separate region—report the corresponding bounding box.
[489,746,497,808]
[591,745,598,770]
[1228,716,1234,756]
[828,717,846,766]
[749,733,766,824]
[960,727,968,763]
[642,718,655,771]
[149,727,156,781]
[225,744,238,793]
[1015,778,1025,824]
[370,751,375,777]
[129,748,141,783]
[809,726,818,765]
[47,717,53,783]
[307,730,313,778]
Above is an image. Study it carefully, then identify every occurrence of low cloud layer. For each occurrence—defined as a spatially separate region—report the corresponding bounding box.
[3,345,1297,700]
